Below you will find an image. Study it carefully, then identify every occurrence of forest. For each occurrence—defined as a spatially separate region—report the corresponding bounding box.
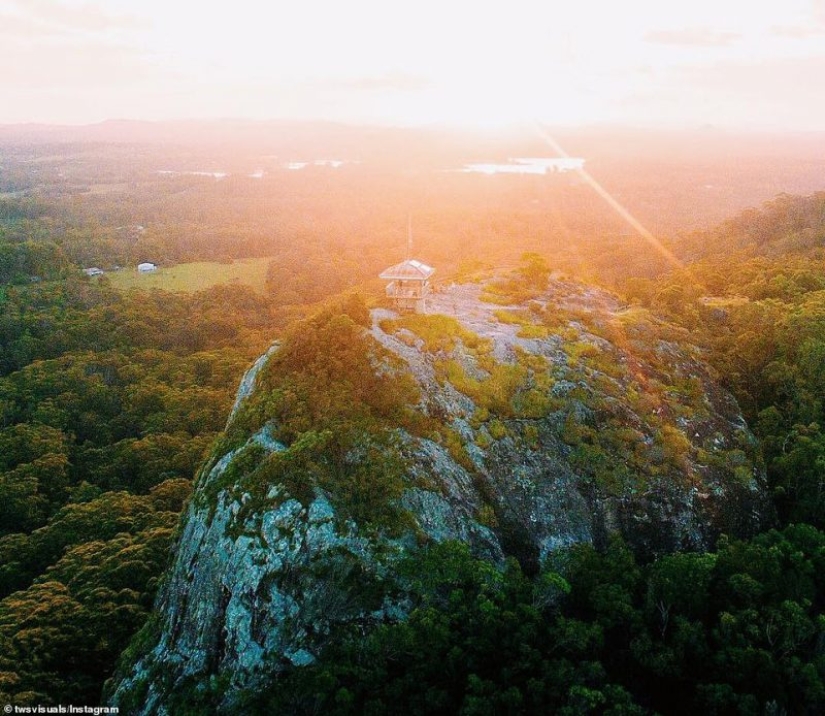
[1,127,825,713]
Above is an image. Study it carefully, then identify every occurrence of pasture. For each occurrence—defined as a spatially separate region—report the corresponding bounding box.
[103,257,273,293]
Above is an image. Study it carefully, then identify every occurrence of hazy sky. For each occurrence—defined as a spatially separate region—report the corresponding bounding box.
[2,0,824,129]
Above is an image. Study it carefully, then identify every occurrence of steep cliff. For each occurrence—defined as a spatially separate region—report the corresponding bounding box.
[109,275,769,713]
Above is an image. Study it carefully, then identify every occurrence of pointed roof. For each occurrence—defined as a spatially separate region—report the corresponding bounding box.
[379,259,435,281]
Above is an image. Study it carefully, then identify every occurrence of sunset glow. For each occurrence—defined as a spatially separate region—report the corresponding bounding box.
[532,123,686,274]
[1,0,824,128]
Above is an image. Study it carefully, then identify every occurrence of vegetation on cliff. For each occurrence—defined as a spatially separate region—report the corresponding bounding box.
[624,192,825,530]
[207,296,420,531]
[246,527,825,715]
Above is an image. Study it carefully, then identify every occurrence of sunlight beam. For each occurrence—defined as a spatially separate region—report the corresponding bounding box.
[532,123,686,273]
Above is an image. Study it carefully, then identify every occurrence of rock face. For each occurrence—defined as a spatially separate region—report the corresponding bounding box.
[109,279,769,714]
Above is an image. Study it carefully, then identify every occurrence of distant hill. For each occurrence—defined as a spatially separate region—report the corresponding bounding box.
[678,191,825,259]
[3,121,825,243]
[1,118,824,166]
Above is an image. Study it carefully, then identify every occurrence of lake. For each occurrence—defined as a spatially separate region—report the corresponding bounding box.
[462,157,585,175]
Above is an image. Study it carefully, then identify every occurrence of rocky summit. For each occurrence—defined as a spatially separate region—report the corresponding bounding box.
[109,273,769,713]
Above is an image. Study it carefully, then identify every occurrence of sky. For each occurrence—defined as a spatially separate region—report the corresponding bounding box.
[1,0,824,130]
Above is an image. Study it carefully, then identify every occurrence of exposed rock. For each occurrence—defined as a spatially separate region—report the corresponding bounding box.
[110,279,769,713]
[227,342,279,424]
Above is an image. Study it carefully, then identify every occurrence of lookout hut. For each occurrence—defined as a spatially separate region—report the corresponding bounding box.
[379,259,435,313]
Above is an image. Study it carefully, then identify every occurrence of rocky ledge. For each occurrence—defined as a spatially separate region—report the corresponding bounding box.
[109,275,769,714]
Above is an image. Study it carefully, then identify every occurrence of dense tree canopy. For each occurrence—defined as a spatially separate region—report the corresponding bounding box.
[0,269,277,705]
[240,531,825,715]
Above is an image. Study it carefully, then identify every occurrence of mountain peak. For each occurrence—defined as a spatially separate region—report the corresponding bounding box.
[110,273,769,713]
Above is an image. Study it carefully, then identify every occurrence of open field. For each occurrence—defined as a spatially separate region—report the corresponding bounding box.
[103,257,273,293]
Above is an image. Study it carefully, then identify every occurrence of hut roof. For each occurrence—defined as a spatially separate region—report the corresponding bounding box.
[379,259,435,281]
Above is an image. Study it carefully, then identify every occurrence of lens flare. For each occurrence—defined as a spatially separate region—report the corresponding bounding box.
[532,123,686,273]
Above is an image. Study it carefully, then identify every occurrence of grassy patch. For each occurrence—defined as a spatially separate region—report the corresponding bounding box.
[564,340,602,363]
[104,257,273,293]
[436,358,526,417]
[493,309,527,325]
[382,313,491,355]
[481,253,551,304]
[517,324,552,339]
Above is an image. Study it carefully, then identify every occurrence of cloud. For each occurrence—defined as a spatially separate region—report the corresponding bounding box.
[683,54,825,95]
[644,27,741,47]
[7,0,146,35]
[772,1,825,37]
[0,10,52,36]
[316,72,431,93]
[770,25,824,38]
[624,54,825,129]
[0,0,157,95]
[0,39,160,89]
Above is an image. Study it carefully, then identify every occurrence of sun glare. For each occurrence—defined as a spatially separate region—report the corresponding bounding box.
[0,0,822,129]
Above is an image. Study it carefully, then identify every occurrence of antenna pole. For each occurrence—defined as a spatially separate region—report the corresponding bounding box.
[407,213,413,259]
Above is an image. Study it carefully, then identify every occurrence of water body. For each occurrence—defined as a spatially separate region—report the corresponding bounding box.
[463,157,585,175]
[157,170,228,179]
[283,159,347,170]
